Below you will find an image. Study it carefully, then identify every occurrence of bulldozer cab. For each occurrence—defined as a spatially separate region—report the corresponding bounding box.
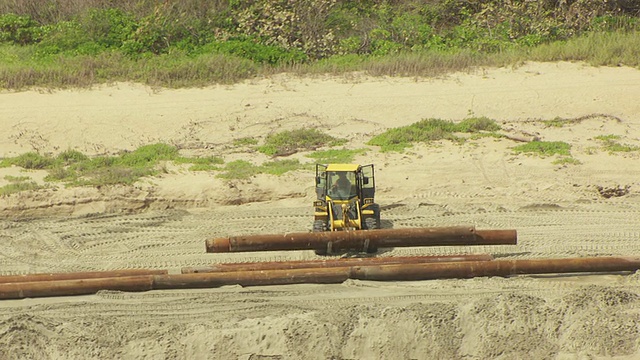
[315,164,375,202]
[313,163,380,244]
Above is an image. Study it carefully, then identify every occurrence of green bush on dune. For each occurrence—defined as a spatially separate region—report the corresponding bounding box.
[368,117,501,152]
[0,1,638,88]
[258,129,346,156]
[0,143,229,187]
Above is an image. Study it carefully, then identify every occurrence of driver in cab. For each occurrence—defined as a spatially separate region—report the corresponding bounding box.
[332,172,351,195]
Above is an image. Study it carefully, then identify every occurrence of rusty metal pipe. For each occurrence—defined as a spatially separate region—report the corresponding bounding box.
[0,275,155,300]
[154,256,640,288]
[206,226,517,253]
[154,267,352,289]
[181,254,494,274]
[4,257,638,300]
[352,256,640,281]
[0,269,168,284]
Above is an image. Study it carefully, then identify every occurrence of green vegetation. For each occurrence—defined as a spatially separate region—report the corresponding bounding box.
[306,148,368,164]
[258,129,346,156]
[0,152,54,169]
[0,1,638,89]
[233,137,259,147]
[368,117,501,152]
[216,160,260,180]
[541,117,577,128]
[553,157,582,166]
[217,159,304,180]
[174,155,224,171]
[261,159,305,176]
[0,142,312,186]
[512,141,572,157]
[0,174,43,196]
[594,134,640,153]
[0,143,228,187]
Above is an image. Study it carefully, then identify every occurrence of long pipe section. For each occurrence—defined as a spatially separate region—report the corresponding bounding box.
[2,257,640,300]
[0,269,168,284]
[181,254,494,274]
[206,226,517,253]
[0,276,155,299]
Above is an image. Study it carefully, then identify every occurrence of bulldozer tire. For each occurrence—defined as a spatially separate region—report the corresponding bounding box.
[313,219,326,232]
[364,217,378,230]
[372,204,381,225]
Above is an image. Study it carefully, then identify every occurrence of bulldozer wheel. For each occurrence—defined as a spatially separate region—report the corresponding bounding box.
[364,217,378,230]
[313,219,327,232]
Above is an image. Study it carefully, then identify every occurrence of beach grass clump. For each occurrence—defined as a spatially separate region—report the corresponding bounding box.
[0,152,54,169]
[233,137,259,147]
[216,159,305,179]
[0,175,43,195]
[368,117,501,152]
[216,160,261,180]
[306,148,367,164]
[175,155,224,171]
[512,141,572,157]
[258,129,346,156]
[552,157,582,165]
[3,143,228,186]
[594,135,640,153]
[261,159,305,175]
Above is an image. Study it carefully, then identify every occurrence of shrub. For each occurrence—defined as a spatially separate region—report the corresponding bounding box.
[57,149,88,164]
[37,20,92,55]
[217,160,260,179]
[0,13,41,45]
[82,8,137,49]
[117,143,179,167]
[594,135,640,152]
[233,137,259,146]
[307,148,367,164]
[368,117,501,152]
[258,129,345,156]
[0,180,42,196]
[200,39,308,65]
[178,155,224,171]
[261,159,304,175]
[5,152,54,169]
[512,141,572,157]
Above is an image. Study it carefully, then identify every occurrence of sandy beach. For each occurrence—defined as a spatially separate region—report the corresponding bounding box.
[1,61,640,359]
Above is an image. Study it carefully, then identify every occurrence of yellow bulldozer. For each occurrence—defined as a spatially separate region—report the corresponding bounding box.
[313,164,381,233]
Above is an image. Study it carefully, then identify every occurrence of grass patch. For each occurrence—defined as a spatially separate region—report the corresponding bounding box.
[368,117,501,152]
[0,175,43,196]
[216,160,261,180]
[216,159,305,179]
[541,117,575,128]
[512,141,572,157]
[594,135,640,153]
[258,129,346,156]
[3,143,307,184]
[0,181,42,196]
[261,159,305,175]
[3,143,229,186]
[233,137,259,146]
[175,155,224,171]
[306,148,367,164]
[552,157,582,165]
[1,152,55,169]
[3,175,31,182]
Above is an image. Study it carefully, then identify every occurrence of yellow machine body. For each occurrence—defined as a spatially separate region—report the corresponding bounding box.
[313,164,379,233]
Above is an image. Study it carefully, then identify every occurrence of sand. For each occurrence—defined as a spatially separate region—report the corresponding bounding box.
[0,61,640,359]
